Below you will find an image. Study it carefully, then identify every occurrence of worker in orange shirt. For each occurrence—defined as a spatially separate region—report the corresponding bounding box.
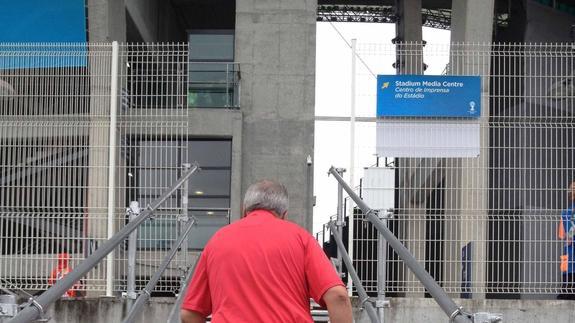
[558,182,575,300]
[48,253,85,298]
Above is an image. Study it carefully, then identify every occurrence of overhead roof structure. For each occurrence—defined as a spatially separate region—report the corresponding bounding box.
[316,0,514,30]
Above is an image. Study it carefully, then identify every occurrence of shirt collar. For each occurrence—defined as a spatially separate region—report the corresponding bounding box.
[245,209,278,218]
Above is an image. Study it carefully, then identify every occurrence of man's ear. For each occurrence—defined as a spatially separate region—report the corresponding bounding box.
[280,211,288,219]
[241,205,247,218]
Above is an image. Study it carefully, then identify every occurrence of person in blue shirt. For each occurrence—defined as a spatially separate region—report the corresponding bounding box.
[558,181,575,300]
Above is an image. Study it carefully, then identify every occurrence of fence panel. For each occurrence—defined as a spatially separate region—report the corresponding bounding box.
[0,43,221,295]
[332,42,575,298]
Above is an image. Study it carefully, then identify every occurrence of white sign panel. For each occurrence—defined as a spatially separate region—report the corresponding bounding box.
[362,167,395,210]
[376,120,480,158]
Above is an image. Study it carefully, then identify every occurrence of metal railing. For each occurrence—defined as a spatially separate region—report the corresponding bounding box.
[8,164,199,323]
[328,166,502,323]
[187,62,241,108]
[122,216,197,323]
[327,220,379,323]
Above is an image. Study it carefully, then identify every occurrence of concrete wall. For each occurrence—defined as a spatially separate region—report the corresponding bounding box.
[8,297,575,323]
[353,298,575,323]
[235,0,316,230]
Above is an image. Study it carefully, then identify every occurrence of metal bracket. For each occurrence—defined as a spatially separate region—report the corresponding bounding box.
[21,297,49,322]
[375,299,390,308]
[472,312,503,323]
[449,306,464,322]
[335,220,346,227]
[121,291,137,300]
[145,204,156,220]
[140,289,151,298]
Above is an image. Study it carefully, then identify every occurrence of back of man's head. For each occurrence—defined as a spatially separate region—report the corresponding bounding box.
[243,180,289,218]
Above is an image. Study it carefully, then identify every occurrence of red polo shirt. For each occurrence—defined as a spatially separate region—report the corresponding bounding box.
[181,209,344,323]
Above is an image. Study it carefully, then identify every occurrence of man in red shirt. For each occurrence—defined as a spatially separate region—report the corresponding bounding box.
[181,180,352,323]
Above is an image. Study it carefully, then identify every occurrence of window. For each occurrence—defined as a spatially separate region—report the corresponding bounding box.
[130,139,231,249]
[187,30,238,108]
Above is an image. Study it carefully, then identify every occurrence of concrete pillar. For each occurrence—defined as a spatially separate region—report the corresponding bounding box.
[86,45,113,296]
[395,0,422,43]
[84,0,127,295]
[235,0,316,230]
[394,0,426,297]
[445,0,495,300]
[87,0,126,42]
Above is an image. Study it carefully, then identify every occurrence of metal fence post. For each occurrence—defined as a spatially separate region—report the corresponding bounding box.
[180,163,191,264]
[335,168,346,276]
[106,40,120,297]
[377,210,391,323]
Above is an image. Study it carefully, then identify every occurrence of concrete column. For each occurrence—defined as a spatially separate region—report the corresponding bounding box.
[235,0,316,230]
[394,0,426,297]
[395,0,422,43]
[446,0,495,300]
[84,0,126,294]
[87,0,126,42]
[86,45,113,296]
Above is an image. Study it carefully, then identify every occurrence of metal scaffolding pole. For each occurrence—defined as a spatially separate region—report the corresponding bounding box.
[328,221,379,323]
[335,167,346,275]
[166,255,201,323]
[328,166,473,323]
[122,218,197,323]
[9,164,200,323]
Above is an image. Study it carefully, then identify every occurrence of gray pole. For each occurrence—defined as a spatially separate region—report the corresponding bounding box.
[126,201,141,305]
[122,218,197,323]
[328,222,379,323]
[328,167,472,323]
[166,255,201,323]
[335,167,346,275]
[377,211,390,323]
[180,163,191,265]
[9,164,200,323]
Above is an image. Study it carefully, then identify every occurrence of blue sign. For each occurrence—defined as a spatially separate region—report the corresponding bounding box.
[376,75,481,118]
[0,0,87,68]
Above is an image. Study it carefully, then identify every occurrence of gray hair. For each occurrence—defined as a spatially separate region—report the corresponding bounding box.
[243,180,289,217]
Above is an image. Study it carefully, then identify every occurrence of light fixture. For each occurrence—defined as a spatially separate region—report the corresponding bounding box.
[207,211,214,215]
[194,191,204,195]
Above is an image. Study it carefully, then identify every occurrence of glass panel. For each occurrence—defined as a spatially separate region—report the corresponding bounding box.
[187,88,233,108]
[188,169,231,196]
[189,140,231,168]
[189,63,230,83]
[188,32,235,108]
[134,139,232,250]
[137,218,178,250]
[188,34,234,61]
[188,198,230,208]
[187,214,230,250]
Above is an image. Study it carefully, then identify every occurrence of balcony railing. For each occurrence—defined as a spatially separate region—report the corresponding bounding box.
[187,62,240,109]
